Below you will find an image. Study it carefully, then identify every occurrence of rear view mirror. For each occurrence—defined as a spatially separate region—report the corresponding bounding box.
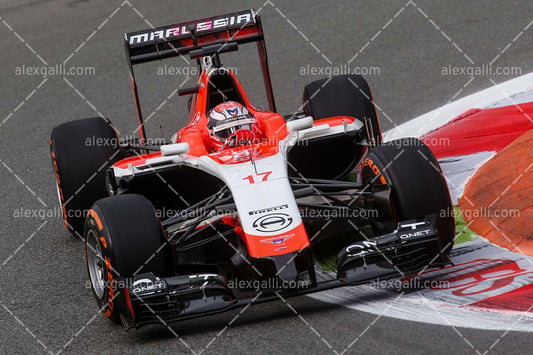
[286,116,314,133]
[161,142,190,156]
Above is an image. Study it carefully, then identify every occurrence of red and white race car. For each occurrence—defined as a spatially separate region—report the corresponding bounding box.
[50,9,454,329]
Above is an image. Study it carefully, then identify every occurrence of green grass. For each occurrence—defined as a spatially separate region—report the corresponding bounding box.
[453,205,477,244]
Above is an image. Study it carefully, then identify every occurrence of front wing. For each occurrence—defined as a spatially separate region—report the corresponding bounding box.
[116,218,448,329]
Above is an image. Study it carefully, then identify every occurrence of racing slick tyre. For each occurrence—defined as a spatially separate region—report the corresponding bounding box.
[50,117,123,237]
[302,74,382,145]
[360,138,455,258]
[84,194,174,323]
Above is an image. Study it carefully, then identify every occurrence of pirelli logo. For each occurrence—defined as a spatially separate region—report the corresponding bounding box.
[127,10,255,46]
[249,204,289,216]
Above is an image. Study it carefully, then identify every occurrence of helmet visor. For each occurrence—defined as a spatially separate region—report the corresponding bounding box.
[212,118,256,140]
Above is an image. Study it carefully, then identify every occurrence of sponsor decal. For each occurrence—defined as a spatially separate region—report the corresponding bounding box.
[253,213,293,233]
[227,107,238,116]
[260,233,295,244]
[215,149,254,163]
[398,222,433,240]
[399,221,427,230]
[400,229,432,240]
[95,232,115,317]
[104,256,114,316]
[362,157,387,184]
[128,10,255,45]
[249,204,288,215]
[345,240,377,256]
[131,278,166,295]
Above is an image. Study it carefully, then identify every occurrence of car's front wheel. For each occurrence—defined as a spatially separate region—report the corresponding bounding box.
[84,194,174,323]
[360,138,455,259]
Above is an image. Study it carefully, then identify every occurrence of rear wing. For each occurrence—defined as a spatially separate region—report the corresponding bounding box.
[123,9,276,142]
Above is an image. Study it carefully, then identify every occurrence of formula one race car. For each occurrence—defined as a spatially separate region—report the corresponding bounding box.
[50,9,454,329]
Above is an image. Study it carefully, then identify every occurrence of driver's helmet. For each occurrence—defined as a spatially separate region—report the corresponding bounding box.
[207,101,256,147]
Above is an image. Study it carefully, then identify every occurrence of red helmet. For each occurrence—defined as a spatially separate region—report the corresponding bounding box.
[208,101,256,148]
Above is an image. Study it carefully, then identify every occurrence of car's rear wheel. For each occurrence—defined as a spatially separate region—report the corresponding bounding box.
[84,194,174,323]
[50,117,123,237]
[360,138,455,259]
[302,74,382,145]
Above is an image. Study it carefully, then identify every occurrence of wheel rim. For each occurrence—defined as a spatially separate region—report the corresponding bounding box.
[86,230,106,299]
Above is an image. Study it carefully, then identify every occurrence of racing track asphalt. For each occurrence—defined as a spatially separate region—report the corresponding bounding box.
[1,0,532,354]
